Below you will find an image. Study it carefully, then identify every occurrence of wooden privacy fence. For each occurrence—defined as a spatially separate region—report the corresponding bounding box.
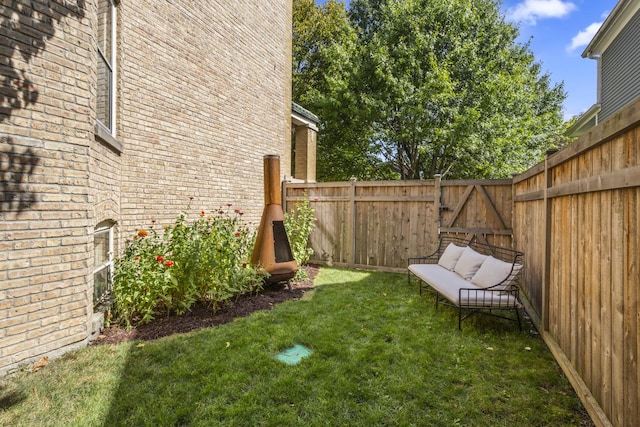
[283,179,438,271]
[513,99,640,427]
[283,178,514,271]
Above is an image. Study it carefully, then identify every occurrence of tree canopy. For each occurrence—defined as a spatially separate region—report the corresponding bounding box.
[293,0,566,181]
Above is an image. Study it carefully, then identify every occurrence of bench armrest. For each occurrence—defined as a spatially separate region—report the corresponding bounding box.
[459,283,520,309]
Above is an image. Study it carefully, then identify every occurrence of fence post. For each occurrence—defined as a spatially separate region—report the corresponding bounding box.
[434,174,442,238]
[350,177,357,266]
[542,149,556,331]
[511,173,517,250]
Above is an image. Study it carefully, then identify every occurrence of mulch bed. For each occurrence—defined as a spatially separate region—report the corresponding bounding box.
[92,265,319,345]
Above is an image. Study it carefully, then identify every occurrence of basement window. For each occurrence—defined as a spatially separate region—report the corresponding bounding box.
[93,221,114,307]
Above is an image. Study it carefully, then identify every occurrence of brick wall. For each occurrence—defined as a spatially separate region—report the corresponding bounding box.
[118,0,292,237]
[1,0,95,375]
[1,0,292,375]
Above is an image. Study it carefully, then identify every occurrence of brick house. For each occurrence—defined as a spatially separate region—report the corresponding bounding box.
[0,0,307,375]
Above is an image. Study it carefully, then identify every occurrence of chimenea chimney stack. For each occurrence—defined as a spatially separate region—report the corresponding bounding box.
[251,155,298,283]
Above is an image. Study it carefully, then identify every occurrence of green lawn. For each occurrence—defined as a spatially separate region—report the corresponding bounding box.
[0,268,589,426]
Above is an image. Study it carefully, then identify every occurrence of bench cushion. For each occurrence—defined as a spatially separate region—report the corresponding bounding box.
[409,263,480,305]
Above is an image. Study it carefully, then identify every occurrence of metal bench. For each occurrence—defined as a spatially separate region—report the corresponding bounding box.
[408,236,524,329]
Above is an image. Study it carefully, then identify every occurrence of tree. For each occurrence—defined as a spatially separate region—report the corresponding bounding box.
[293,0,350,104]
[293,0,566,180]
[348,0,566,179]
[294,0,398,181]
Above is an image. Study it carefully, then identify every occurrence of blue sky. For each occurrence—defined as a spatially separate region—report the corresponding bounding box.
[316,0,620,120]
[501,0,618,119]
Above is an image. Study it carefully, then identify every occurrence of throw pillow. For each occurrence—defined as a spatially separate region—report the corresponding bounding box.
[472,256,523,290]
[454,246,488,280]
[437,243,466,271]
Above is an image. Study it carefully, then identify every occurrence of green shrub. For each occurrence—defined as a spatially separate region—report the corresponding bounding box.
[284,196,316,280]
[112,205,266,327]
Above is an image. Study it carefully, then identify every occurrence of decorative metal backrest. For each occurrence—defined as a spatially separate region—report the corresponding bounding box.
[438,236,523,267]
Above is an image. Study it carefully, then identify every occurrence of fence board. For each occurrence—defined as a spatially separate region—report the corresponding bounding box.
[611,190,625,427]
[625,188,639,425]
[601,189,613,420]
[575,193,585,377]
[581,191,591,387]
[561,197,571,351]
[590,189,602,405]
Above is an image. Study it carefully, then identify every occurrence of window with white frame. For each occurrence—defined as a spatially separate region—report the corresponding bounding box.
[97,0,117,133]
[93,221,114,307]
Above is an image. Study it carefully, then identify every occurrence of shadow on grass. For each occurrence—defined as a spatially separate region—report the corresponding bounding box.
[0,386,26,412]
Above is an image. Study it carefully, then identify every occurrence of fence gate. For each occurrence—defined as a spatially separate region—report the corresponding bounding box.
[439,180,514,248]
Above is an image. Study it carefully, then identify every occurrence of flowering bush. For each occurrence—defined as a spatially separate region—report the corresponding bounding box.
[284,196,316,280]
[112,205,266,327]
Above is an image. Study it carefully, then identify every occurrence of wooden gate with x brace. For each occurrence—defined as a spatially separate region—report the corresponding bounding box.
[438,179,514,249]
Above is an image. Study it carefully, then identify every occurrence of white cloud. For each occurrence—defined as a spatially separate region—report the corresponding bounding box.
[567,22,603,52]
[506,0,577,25]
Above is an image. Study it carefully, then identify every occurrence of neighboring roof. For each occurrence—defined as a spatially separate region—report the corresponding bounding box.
[564,103,601,138]
[291,102,320,131]
[582,0,640,58]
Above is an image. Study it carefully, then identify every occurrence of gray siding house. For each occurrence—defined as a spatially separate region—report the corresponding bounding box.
[566,0,640,137]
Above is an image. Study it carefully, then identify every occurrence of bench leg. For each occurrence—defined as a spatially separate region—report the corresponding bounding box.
[408,271,422,295]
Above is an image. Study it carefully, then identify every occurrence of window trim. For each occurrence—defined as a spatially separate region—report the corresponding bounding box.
[95,121,122,152]
[95,0,121,152]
